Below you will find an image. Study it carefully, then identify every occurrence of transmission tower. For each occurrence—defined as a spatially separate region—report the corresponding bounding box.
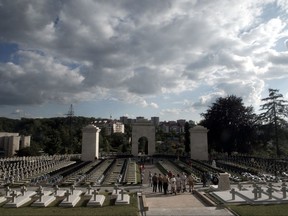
[66,104,74,118]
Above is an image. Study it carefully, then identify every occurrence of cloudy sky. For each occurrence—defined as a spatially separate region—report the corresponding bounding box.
[0,0,288,122]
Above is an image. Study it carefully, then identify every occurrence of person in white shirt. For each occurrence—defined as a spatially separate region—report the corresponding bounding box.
[180,172,187,192]
[169,175,176,195]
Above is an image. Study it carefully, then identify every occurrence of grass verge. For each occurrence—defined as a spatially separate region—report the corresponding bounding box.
[228,203,288,216]
[0,193,138,216]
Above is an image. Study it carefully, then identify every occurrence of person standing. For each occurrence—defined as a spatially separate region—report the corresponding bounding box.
[162,174,169,195]
[141,171,144,184]
[170,175,177,195]
[202,172,207,187]
[206,172,212,187]
[168,170,173,178]
[152,173,158,192]
[187,174,195,193]
[176,174,181,193]
[180,172,187,192]
[149,171,153,187]
[158,173,163,192]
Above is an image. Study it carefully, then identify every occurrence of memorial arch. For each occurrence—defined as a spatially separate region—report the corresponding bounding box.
[131,120,155,156]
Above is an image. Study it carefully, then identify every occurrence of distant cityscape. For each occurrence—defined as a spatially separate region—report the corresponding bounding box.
[92,116,196,136]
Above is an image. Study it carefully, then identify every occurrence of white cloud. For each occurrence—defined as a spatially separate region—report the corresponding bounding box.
[150,102,159,109]
[0,0,288,119]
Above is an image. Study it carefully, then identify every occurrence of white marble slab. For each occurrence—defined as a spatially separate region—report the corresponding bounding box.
[211,187,288,204]
[31,191,56,207]
[212,190,246,203]
[58,190,82,207]
[115,194,130,205]
[4,191,36,208]
[0,196,7,203]
[87,195,105,207]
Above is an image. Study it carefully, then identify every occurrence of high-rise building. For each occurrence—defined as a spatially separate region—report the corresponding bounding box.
[120,116,128,124]
[112,122,125,133]
[151,116,160,126]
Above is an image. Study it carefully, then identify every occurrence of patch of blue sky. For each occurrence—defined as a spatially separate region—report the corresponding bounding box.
[260,2,283,21]
[274,37,288,52]
[0,42,19,63]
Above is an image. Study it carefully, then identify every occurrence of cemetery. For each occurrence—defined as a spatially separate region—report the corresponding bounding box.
[0,123,288,215]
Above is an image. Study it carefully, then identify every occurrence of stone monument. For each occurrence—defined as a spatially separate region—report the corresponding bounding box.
[189,125,209,160]
[81,125,101,161]
[217,173,231,191]
[131,119,155,156]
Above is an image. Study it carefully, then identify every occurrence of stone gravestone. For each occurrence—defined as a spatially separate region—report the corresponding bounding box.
[266,186,274,200]
[87,185,92,195]
[115,188,130,205]
[37,188,45,202]
[257,186,263,199]
[11,190,17,203]
[70,185,75,195]
[5,186,11,197]
[252,187,258,200]
[4,187,36,208]
[59,188,82,207]
[217,173,230,191]
[64,190,71,202]
[21,186,27,196]
[87,189,105,207]
[31,187,56,207]
[230,188,236,200]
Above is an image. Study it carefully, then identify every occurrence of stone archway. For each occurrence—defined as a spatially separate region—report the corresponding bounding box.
[132,120,155,156]
[138,136,148,155]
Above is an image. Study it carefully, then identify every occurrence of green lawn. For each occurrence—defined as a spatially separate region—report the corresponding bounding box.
[228,204,288,216]
[0,193,139,216]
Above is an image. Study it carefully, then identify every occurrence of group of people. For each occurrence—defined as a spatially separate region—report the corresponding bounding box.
[149,171,195,195]
[201,171,219,187]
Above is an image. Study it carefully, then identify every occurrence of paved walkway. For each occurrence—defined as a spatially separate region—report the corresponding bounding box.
[140,164,235,216]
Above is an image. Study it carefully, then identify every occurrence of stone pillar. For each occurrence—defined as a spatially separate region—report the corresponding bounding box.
[189,126,209,160]
[81,125,101,161]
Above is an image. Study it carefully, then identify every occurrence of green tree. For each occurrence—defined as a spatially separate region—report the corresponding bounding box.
[201,95,256,154]
[259,89,288,157]
[110,133,128,149]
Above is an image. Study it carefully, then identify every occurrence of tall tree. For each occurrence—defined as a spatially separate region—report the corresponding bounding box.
[200,95,256,154]
[259,89,288,157]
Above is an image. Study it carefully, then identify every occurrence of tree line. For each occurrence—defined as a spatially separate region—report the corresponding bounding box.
[0,88,287,158]
[199,89,288,157]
